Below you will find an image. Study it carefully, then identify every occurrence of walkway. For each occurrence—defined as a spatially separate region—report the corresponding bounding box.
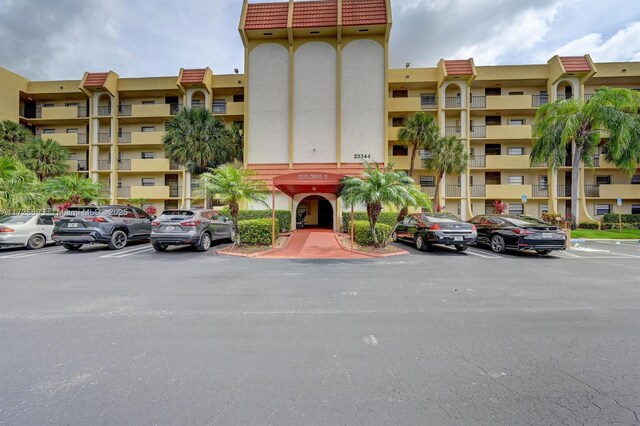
[258,229,370,259]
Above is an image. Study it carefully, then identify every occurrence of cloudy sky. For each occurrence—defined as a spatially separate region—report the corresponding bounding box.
[1,0,639,81]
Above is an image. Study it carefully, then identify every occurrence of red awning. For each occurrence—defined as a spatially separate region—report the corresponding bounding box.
[273,172,346,198]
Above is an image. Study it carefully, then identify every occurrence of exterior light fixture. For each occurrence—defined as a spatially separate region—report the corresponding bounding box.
[406,62,411,68]
[234,68,239,74]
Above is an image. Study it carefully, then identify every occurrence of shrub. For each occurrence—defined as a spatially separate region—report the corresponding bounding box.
[578,222,599,230]
[603,213,640,224]
[221,208,291,231]
[237,219,273,245]
[341,211,399,232]
[349,220,392,246]
[601,223,640,230]
[541,213,562,224]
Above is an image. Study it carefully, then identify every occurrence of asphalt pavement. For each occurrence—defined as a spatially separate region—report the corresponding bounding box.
[1,240,639,425]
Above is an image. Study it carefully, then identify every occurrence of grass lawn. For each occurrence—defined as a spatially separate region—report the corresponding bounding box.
[571,228,640,239]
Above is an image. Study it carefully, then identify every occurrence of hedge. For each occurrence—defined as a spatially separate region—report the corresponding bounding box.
[601,223,640,230]
[349,220,393,246]
[221,209,291,231]
[578,222,599,230]
[603,213,640,224]
[237,219,273,245]
[341,211,399,233]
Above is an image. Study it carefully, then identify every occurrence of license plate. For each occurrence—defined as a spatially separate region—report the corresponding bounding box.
[542,233,553,239]
[165,226,175,232]
[454,236,463,241]
[68,223,78,228]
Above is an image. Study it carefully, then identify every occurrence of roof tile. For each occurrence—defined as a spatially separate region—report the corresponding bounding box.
[560,56,591,73]
[342,0,387,26]
[293,1,337,28]
[444,59,473,76]
[180,69,207,84]
[84,72,109,88]
[245,2,289,30]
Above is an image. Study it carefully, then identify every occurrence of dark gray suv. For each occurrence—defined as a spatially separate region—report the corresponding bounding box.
[150,209,235,252]
[52,205,154,250]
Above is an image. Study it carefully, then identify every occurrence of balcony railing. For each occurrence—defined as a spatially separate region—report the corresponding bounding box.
[584,184,600,197]
[118,132,132,144]
[117,187,131,198]
[469,126,486,138]
[445,97,462,108]
[74,160,88,172]
[97,133,111,144]
[117,159,131,171]
[170,161,181,170]
[470,185,486,197]
[445,185,461,197]
[97,160,111,171]
[170,104,183,115]
[77,133,89,145]
[190,102,206,109]
[169,187,182,198]
[421,186,436,196]
[532,185,549,197]
[445,126,461,137]
[470,155,486,168]
[420,98,437,109]
[77,106,89,117]
[97,106,111,116]
[556,94,573,101]
[531,95,549,107]
[212,100,227,114]
[470,96,486,108]
[557,185,572,197]
[591,155,600,167]
[118,105,132,116]
[584,93,595,102]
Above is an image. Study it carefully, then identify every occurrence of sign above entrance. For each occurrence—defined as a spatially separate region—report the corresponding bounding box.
[273,172,347,198]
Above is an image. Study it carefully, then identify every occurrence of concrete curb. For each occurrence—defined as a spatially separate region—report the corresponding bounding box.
[333,233,409,258]
[216,233,294,258]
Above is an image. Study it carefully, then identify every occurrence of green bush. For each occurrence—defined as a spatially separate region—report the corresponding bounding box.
[221,208,291,231]
[601,222,640,230]
[541,213,563,224]
[603,213,640,224]
[578,222,599,230]
[341,211,399,232]
[237,219,273,245]
[348,220,393,246]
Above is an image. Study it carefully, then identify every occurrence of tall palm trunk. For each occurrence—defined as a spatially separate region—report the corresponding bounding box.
[229,200,239,244]
[433,172,444,211]
[367,202,382,247]
[409,145,417,178]
[570,144,581,230]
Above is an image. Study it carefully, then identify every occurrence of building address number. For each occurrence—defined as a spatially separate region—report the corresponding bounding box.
[353,154,372,159]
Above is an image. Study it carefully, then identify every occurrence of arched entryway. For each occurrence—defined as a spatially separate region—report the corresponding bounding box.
[296,195,334,229]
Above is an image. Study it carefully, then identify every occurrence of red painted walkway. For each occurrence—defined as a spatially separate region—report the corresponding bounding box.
[258,229,370,259]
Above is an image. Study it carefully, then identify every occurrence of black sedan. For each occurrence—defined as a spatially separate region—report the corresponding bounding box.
[468,214,567,255]
[393,213,478,252]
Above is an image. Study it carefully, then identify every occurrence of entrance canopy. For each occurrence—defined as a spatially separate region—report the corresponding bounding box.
[273,172,346,198]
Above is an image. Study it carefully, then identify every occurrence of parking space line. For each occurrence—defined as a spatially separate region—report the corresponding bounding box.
[100,245,153,258]
[0,247,67,259]
[553,251,581,258]
[465,248,502,259]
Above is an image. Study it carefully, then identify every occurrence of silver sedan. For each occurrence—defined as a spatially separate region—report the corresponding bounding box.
[0,214,56,249]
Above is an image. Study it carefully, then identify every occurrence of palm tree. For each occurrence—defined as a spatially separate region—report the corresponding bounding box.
[199,165,268,244]
[18,138,70,181]
[531,87,640,228]
[0,120,32,158]
[397,112,440,178]
[0,157,45,212]
[340,162,431,247]
[162,108,235,174]
[228,121,244,162]
[43,174,105,205]
[423,135,468,210]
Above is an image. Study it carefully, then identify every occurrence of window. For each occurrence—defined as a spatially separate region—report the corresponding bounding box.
[213,99,227,113]
[631,175,640,184]
[141,152,155,159]
[42,103,54,108]
[43,128,55,134]
[485,116,501,126]
[141,100,155,105]
[595,175,611,185]
[540,204,549,214]
[392,117,405,127]
[420,176,435,187]
[66,128,78,134]
[508,91,524,96]
[508,176,524,185]
[65,102,79,107]
[485,88,501,96]
[392,90,408,98]
[485,144,502,155]
[233,94,244,103]
[509,204,524,215]
[469,176,474,186]
[595,204,611,215]
[38,215,54,225]
[632,204,640,214]
[509,118,525,125]
[117,178,122,189]
[68,153,77,160]
[540,175,548,189]
[421,93,436,106]
[141,126,155,132]
[121,208,137,219]
[141,178,155,187]
[392,145,408,156]
[485,172,501,185]
[508,147,525,155]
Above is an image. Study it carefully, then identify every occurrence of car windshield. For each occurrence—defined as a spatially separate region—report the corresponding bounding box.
[0,215,34,224]
[505,216,549,227]
[160,210,194,218]
[421,213,461,223]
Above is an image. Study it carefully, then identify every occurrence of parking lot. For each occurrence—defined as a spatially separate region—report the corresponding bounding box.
[1,239,639,425]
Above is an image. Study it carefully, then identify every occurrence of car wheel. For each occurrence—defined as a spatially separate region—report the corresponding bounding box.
[415,234,425,251]
[63,243,82,251]
[455,244,468,252]
[153,243,167,252]
[108,230,128,250]
[27,234,46,250]
[196,233,211,252]
[536,249,551,255]
[391,231,398,242]
[490,235,506,254]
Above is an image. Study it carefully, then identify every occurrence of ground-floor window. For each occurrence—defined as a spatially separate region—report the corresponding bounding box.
[595,204,611,215]
[632,204,640,214]
[509,203,524,215]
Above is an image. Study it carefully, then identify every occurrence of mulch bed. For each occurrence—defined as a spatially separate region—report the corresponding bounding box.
[335,234,406,256]
[219,236,289,256]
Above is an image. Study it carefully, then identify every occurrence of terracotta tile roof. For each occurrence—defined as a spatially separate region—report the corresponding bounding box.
[84,72,109,88]
[248,163,372,189]
[342,0,387,26]
[180,69,207,84]
[444,59,473,76]
[244,2,289,30]
[293,1,337,28]
[560,56,591,73]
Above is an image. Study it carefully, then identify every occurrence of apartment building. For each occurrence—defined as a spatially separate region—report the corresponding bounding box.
[1,0,639,226]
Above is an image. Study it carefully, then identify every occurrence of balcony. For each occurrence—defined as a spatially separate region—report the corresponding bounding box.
[557,185,572,197]
[599,184,639,199]
[420,186,436,197]
[118,103,172,118]
[469,126,486,138]
[130,185,171,199]
[445,126,461,137]
[470,185,486,197]
[97,160,111,171]
[592,154,616,168]
[531,95,549,107]
[486,184,532,199]
[388,155,413,170]
[117,187,131,198]
[584,184,600,197]
[445,97,462,109]
[584,93,595,102]
[556,94,573,101]
[485,125,532,140]
[388,97,421,112]
[469,155,486,168]
[128,158,170,172]
[388,127,401,141]
[97,133,111,144]
[131,131,164,145]
[532,185,549,198]
[485,155,532,169]
[169,186,182,198]
[66,159,88,172]
[421,98,437,110]
[38,106,88,120]
[97,106,112,116]
[486,95,533,110]
[37,133,88,146]
[445,185,461,197]
[470,96,486,108]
